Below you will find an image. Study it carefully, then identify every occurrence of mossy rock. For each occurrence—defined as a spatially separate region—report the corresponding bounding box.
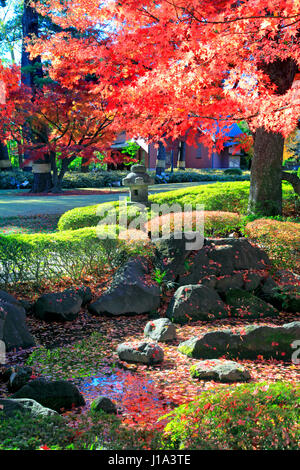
[226,288,279,319]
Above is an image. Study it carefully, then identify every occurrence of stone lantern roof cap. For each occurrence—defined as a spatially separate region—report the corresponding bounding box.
[122,164,153,185]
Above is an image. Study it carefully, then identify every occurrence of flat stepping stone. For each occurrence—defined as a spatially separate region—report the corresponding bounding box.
[117,341,164,365]
[190,359,251,382]
[144,318,176,342]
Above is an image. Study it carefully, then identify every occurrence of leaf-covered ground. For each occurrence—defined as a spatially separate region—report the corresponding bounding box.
[1,296,299,433]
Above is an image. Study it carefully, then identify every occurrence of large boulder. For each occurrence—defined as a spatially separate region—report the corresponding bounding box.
[225,289,279,318]
[88,257,160,316]
[34,290,83,322]
[178,321,300,360]
[8,366,33,392]
[259,271,300,313]
[12,379,85,412]
[177,238,269,285]
[144,318,177,342]
[0,398,58,419]
[190,359,251,382]
[166,284,228,324]
[153,232,199,281]
[0,290,23,309]
[117,341,164,365]
[0,299,35,352]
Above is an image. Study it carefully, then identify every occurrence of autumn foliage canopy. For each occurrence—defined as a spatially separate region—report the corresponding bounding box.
[29,0,300,154]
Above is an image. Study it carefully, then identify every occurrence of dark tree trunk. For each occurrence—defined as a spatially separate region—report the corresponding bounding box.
[156,142,166,176]
[248,128,284,215]
[248,58,298,216]
[22,0,52,192]
[0,141,12,171]
[177,141,186,170]
[81,157,89,173]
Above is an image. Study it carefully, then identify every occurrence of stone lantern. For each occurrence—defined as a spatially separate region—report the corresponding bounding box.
[122,164,154,206]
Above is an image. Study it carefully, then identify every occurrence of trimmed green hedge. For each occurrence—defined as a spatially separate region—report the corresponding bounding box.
[58,181,297,232]
[0,226,153,288]
[150,181,297,214]
[162,382,300,450]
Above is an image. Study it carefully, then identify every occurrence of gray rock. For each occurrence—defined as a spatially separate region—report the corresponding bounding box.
[259,273,300,313]
[144,318,177,342]
[153,232,198,281]
[8,366,33,392]
[166,284,228,324]
[177,238,270,286]
[178,321,300,360]
[0,290,23,309]
[12,379,85,412]
[0,299,35,352]
[226,289,279,318]
[190,359,251,382]
[34,290,83,322]
[215,273,244,293]
[0,398,58,419]
[91,396,117,414]
[89,257,160,316]
[64,286,92,306]
[117,341,164,365]
[243,272,265,291]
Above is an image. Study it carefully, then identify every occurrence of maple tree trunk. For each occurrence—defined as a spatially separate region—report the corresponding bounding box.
[248,58,298,216]
[177,141,186,170]
[0,141,12,171]
[156,141,166,175]
[248,128,284,216]
[22,1,53,192]
[81,157,89,172]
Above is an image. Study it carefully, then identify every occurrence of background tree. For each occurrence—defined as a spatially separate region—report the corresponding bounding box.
[34,0,300,214]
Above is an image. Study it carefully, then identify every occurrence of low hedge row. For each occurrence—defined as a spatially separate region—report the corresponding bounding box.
[58,181,297,232]
[150,181,297,215]
[0,169,250,190]
[58,199,242,237]
[0,227,153,288]
[245,218,300,272]
[162,381,299,450]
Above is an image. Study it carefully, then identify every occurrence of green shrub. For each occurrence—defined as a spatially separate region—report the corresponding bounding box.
[150,181,297,215]
[145,211,241,237]
[0,413,72,450]
[161,382,299,450]
[223,168,243,176]
[0,170,33,189]
[0,226,153,288]
[58,200,149,231]
[154,169,249,184]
